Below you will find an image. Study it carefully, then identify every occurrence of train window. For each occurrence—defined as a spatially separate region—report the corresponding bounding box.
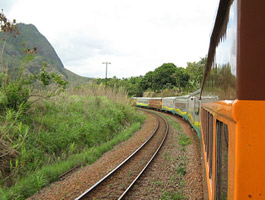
[209,113,213,179]
[195,99,200,115]
[201,109,204,139]
[206,112,213,162]
[215,121,229,200]
[201,108,214,179]
[204,109,207,148]
[205,110,208,156]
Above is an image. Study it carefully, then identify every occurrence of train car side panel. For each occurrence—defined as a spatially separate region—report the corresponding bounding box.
[136,97,149,108]
[201,101,236,200]
[173,96,189,119]
[149,98,162,110]
[162,97,175,114]
[233,100,265,199]
[187,91,201,136]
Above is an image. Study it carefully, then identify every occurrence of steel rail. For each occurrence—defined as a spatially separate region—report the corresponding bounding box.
[75,111,160,200]
[58,164,81,180]
[118,112,169,199]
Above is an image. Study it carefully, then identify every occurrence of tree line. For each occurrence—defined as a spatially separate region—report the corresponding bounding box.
[95,57,206,97]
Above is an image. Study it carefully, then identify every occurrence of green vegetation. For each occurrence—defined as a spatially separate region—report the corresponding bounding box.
[206,63,236,99]
[0,11,202,200]
[179,134,192,149]
[152,178,162,186]
[95,58,206,97]
[0,14,145,200]
[0,85,144,200]
[161,190,186,200]
[163,151,171,161]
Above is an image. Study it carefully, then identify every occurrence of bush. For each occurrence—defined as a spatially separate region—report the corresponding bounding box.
[0,82,30,110]
[0,85,145,199]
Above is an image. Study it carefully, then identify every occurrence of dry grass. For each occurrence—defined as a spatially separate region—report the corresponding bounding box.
[67,83,131,105]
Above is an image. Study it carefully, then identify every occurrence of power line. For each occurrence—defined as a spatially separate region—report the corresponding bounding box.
[102,62,111,85]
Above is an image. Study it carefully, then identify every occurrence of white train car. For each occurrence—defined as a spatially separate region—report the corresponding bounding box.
[136,97,150,108]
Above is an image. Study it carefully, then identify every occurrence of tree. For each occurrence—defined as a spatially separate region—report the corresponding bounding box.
[186,56,206,90]
[216,63,236,98]
[93,58,206,96]
[174,67,189,92]
[0,11,19,35]
[127,76,143,96]
[151,63,177,91]
[139,71,153,91]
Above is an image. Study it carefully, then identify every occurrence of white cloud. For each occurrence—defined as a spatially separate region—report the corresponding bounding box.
[6,0,219,78]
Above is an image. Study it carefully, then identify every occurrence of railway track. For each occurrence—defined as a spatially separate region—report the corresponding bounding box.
[75,110,169,200]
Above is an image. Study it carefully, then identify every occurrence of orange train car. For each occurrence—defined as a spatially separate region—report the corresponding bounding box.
[134,0,265,199]
[200,0,265,199]
[149,97,162,110]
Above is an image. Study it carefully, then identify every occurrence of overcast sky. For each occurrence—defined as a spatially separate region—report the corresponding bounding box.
[3,0,219,78]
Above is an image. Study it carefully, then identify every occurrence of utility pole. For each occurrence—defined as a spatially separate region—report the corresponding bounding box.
[102,62,111,86]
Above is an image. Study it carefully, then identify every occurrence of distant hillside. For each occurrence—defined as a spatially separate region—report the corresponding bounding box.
[0,23,91,86]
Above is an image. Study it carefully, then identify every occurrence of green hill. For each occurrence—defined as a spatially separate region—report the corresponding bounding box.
[0,23,91,85]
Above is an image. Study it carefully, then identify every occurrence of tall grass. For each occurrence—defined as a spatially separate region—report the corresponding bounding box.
[0,84,144,200]
[67,83,130,105]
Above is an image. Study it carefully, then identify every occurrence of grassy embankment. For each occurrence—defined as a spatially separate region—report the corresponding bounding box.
[0,84,145,200]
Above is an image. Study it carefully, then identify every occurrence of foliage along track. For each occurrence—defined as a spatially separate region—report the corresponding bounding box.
[27,110,157,200]
[27,109,203,200]
[75,110,168,200]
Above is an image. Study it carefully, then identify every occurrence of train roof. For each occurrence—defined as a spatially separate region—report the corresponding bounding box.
[136,97,150,100]
[149,97,162,100]
[188,89,201,98]
[162,95,189,100]
[162,97,177,100]
[174,95,189,99]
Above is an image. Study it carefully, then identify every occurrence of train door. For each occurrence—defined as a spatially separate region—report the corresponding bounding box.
[189,97,195,113]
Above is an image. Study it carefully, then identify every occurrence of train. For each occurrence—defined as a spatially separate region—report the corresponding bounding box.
[135,0,265,199]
